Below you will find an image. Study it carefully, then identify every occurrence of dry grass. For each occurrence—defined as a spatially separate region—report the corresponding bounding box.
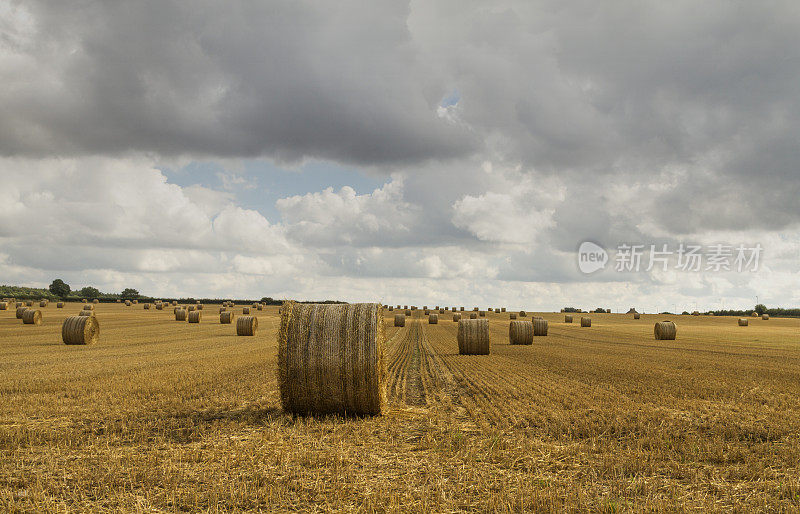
[0,307,799,511]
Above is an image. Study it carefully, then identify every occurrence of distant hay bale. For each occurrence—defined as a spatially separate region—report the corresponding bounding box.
[519,311,527,317]
[57,302,64,308]
[175,309,188,321]
[188,311,202,323]
[473,307,479,311]
[501,308,506,312]
[469,312,477,319]
[691,311,699,316]
[243,307,250,314]
[16,307,27,319]
[219,307,227,313]
[22,309,42,325]
[116,299,121,303]
[423,306,428,310]
[15,302,22,308]
[237,315,258,336]
[172,301,177,306]
[452,313,461,322]
[428,313,438,324]
[78,311,94,317]
[564,315,573,323]
[187,305,196,312]
[257,304,263,311]
[424,309,430,315]
[581,317,591,327]
[26,301,33,307]
[654,321,677,340]
[488,308,493,312]
[458,319,490,355]
[439,309,445,314]
[220,311,235,324]
[39,300,47,308]
[479,311,486,317]
[762,314,770,320]
[125,300,131,307]
[62,315,99,345]
[404,309,411,316]
[460,307,464,311]
[508,320,533,345]
[751,311,758,317]
[533,318,548,336]
[82,304,94,311]
[394,314,405,327]
[0,302,7,311]
[155,303,163,310]
[197,304,204,311]
[509,313,517,319]
[81,299,87,303]
[94,299,99,304]
[278,302,385,415]
[143,303,150,310]
[634,313,640,319]
[404,305,408,310]
[388,306,393,311]
[738,318,749,326]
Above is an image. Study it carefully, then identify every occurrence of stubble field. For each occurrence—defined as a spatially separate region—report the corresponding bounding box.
[1,303,799,511]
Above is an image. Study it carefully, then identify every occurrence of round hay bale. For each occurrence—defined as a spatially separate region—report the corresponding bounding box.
[469,312,477,319]
[634,313,641,319]
[509,320,533,345]
[394,314,405,327]
[452,313,461,322]
[188,310,202,323]
[509,313,517,320]
[458,319,490,355]
[39,300,48,308]
[219,307,227,313]
[197,304,204,311]
[404,309,411,316]
[143,303,150,310]
[243,307,250,315]
[738,318,749,326]
[501,308,506,312]
[16,307,27,319]
[82,304,94,311]
[519,311,527,317]
[0,302,7,311]
[125,300,131,306]
[81,299,87,303]
[132,300,137,304]
[428,313,438,324]
[751,311,758,317]
[155,303,164,310]
[187,305,196,312]
[581,317,591,327]
[237,315,258,336]
[488,308,493,312]
[22,309,42,325]
[220,311,235,324]
[460,307,464,311]
[424,309,430,315]
[57,302,64,308]
[533,318,548,336]
[423,306,428,310]
[473,307,479,311]
[78,310,94,317]
[172,301,177,306]
[762,314,770,320]
[62,315,99,345]
[94,299,100,304]
[564,315,573,323]
[25,301,33,307]
[175,309,188,321]
[278,302,385,415]
[479,311,486,317]
[654,321,677,340]
[15,302,22,308]
[388,306,393,311]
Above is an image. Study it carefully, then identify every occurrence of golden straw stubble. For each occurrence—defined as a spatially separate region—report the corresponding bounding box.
[62,315,100,345]
[278,302,386,416]
[236,315,258,335]
[458,318,490,355]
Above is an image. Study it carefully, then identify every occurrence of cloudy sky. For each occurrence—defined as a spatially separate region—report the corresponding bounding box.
[1,0,799,312]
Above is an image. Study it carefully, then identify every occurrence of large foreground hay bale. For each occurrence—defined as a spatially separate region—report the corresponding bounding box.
[238,315,258,336]
[509,313,517,320]
[738,318,749,326]
[62,315,99,345]
[188,311,202,323]
[175,309,188,321]
[564,315,573,323]
[469,312,477,319]
[634,313,641,319]
[428,313,438,324]
[22,309,42,325]
[458,319,490,355]
[220,311,235,324]
[581,317,591,327]
[762,314,770,320]
[16,307,27,319]
[278,302,386,415]
[394,314,405,327]
[654,321,677,340]
[509,320,533,345]
[533,318,548,336]
[452,313,461,322]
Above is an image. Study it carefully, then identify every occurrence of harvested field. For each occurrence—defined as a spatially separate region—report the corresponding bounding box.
[1,306,799,511]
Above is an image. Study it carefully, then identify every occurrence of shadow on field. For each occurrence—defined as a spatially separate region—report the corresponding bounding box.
[172,402,284,426]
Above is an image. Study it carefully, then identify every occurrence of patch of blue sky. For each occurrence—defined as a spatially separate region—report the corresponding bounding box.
[440,89,460,107]
[159,160,385,222]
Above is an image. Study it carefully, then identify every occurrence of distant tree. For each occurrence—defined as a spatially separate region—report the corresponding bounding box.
[120,288,140,300]
[754,304,767,315]
[78,286,100,298]
[49,279,71,298]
